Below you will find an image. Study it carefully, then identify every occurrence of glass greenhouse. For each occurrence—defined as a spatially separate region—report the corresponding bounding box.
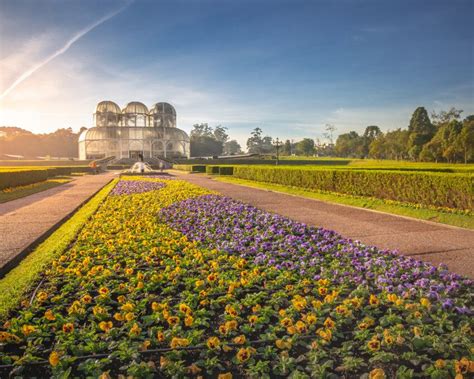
[78,101,190,160]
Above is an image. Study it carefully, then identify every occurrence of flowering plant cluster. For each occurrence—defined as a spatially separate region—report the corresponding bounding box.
[109,178,166,196]
[0,178,472,378]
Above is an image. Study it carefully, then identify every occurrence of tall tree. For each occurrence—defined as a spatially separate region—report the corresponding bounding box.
[431,107,463,126]
[335,131,362,157]
[222,140,242,155]
[456,118,474,163]
[295,138,315,156]
[282,139,292,155]
[213,125,229,144]
[407,107,435,160]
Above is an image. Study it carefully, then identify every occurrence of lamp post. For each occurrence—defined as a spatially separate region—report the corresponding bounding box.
[274,137,282,165]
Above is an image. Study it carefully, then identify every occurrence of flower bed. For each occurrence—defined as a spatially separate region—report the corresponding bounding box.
[0,177,472,378]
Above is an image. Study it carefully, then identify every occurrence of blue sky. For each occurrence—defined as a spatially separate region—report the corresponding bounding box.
[0,0,472,147]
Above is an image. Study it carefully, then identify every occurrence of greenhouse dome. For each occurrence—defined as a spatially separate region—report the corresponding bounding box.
[79,101,189,160]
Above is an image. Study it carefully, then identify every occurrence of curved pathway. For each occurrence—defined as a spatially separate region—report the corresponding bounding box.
[0,172,117,276]
[174,172,474,278]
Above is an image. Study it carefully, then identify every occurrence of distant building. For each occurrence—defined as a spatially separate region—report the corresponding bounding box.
[78,101,190,160]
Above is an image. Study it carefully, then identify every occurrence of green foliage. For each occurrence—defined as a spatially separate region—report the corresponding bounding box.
[173,164,206,173]
[0,169,49,190]
[0,179,116,321]
[295,138,315,156]
[222,139,242,155]
[232,166,474,209]
[190,123,226,157]
[247,128,274,154]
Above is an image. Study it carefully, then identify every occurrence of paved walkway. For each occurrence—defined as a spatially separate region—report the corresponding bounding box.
[0,172,116,275]
[174,172,474,278]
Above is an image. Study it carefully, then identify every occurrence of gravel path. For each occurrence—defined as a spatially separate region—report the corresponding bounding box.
[0,172,117,275]
[174,172,474,278]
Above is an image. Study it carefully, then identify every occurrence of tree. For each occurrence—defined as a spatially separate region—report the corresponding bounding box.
[361,125,382,157]
[190,123,224,157]
[213,125,229,144]
[323,124,336,145]
[407,107,435,160]
[295,138,315,156]
[282,139,292,155]
[246,128,263,154]
[335,131,362,157]
[223,140,242,155]
[431,107,463,126]
[456,118,474,163]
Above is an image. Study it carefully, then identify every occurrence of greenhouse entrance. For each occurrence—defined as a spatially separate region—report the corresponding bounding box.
[129,151,143,160]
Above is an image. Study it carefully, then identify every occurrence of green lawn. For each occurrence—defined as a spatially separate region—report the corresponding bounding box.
[215,176,474,229]
[0,178,72,203]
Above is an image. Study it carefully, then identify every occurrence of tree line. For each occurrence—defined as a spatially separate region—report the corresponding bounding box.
[0,127,83,159]
[335,107,473,163]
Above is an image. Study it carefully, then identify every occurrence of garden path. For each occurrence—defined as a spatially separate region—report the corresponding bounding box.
[174,171,474,278]
[0,172,117,276]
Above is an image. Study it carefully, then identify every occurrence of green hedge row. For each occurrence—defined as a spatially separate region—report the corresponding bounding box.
[233,166,474,210]
[173,164,206,173]
[0,170,49,190]
[0,167,76,190]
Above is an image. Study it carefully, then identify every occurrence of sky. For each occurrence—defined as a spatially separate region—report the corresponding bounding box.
[0,0,473,148]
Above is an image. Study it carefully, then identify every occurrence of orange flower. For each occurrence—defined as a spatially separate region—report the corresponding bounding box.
[236,347,252,363]
[44,309,56,321]
[129,323,141,338]
[233,335,246,345]
[37,291,48,302]
[185,315,194,327]
[207,336,220,349]
[170,337,189,348]
[367,338,381,352]
[62,323,74,333]
[248,315,258,324]
[49,351,60,367]
[369,368,386,379]
[323,317,335,329]
[218,373,232,379]
[99,321,113,333]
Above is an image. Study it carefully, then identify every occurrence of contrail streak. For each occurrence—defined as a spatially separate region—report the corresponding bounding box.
[0,0,133,100]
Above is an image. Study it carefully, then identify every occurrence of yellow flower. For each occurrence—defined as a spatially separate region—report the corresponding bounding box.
[369,294,379,306]
[236,347,252,363]
[233,335,246,345]
[323,317,335,329]
[125,312,135,321]
[218,373,233,379]
[207,273,217,282]
[44,309,56,321]
[252,304,261,313]
[129,323,141,338]
[117,295,126,303]
[295,320,307,333]
[248,315,258,324]
[141,340,151,351]
[280,317,293,327]
[207,336,220,349]
[275,339,292,349]
[37,291,48,302]
[305,313,317,325]
[318,287,328,296]
[121,303,134,312]
[287,325,296,335]
[62,323,74,333]
[82,294,92,304]
[167,316,180,327]
[367,338,381,352]
[225,320,238,331]
[413,326,422,337]
[195,280,204,288]
[179,303,191,314]
[114,312,124,321]
[435,359,446,369]
[420,298,431,308]
[387,293,398,303]
[157,330,165,342]
[369,368,386,379]
[170,337,190,348]
[184,315,194,327]
[317,328,332,341]
[49,351,60,367]
[98,287,109,296]
[99,321,113,333]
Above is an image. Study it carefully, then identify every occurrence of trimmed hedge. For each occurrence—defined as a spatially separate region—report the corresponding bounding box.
[233,166,474,210]
[206,165,220,175]
[173,164,206,173]
[0,169,49,190]
[219,166,234,175]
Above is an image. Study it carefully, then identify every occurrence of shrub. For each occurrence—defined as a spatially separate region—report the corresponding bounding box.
[0,169,49,190]
[219,166,234,175]
[233,166,474,209]
[206,165,221,174]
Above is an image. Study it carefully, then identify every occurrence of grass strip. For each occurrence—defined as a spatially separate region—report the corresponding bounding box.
[0,179,117,321]
[215,176,474,229]
[0,178,71,203]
